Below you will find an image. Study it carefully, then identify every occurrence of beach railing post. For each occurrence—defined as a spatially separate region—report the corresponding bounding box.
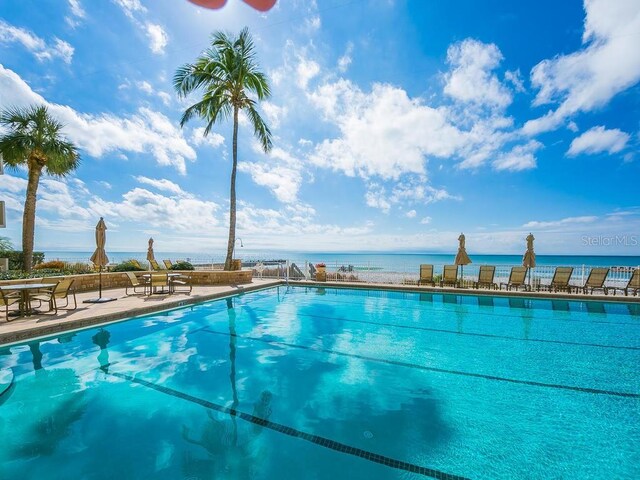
[582,264,585,285]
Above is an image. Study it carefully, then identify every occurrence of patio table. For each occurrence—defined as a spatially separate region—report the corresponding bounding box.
[0,283,52,317]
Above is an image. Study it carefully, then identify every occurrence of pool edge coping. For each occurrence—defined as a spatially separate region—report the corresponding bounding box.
[0,280,281,346]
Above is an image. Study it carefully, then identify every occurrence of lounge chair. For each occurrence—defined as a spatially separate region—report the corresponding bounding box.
[163,259,173,269]
[0,289,21,319]
[125,272,149,295]
[612,269,640,296]
[473,265,497,290]
[150,259,162,271]
[149,272,169,295]
[578,267,610,295]
[500,267,529,291]
[171,274,192,294]
[418,264,435,286]
[440,265,458,288]
[540,267,573,292]
[33,278,77,312]
[131,259,143,270]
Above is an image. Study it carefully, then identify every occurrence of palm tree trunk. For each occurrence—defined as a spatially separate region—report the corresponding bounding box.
[22,162,42,272]
[224,106,239,271]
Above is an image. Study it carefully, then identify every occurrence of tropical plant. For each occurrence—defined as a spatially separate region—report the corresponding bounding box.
[111,260,145,272]
[33,260,65,270]
[0,105,80,272]
[170,260,194,270]
[0,236,13,251]
[174,27,272,271]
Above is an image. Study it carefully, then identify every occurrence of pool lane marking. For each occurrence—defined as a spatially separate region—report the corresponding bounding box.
[198,328,640,399]
[110,371,469,480]
[241,306,640,351]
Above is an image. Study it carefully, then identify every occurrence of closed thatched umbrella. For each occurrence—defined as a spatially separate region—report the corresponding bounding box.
[85,217,116,303]
[146,237,155,270]
[454,232,472,285]
[523,232,536,287]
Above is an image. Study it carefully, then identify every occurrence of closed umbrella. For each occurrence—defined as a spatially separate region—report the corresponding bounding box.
[85,217,116,303]
[523,232,536,287]
[454,232,472,286]
[146,237,155,270]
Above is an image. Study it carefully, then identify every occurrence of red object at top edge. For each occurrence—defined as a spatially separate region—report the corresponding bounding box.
[188,0,277,11]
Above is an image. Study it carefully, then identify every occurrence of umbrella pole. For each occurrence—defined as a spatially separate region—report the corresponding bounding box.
[99,266,103,298]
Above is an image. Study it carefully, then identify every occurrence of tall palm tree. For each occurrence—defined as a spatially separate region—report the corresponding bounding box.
[174,27,272,271]
[0,105,79,272]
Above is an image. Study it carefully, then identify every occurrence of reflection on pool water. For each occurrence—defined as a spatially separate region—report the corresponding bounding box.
[0,286,639,479]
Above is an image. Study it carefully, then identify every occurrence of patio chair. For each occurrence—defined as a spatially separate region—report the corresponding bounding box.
[500,267,529,291]
[149,272,170,295]
[612,269,640,296]
[125,272,149,295]
[474,265,497,290]
[163,259,173,269]
[578,267,610,295]
[28,282,61,314]
[0,289,21,319]
[150,259,162,271]
[35,278,77,311]
[540,267,574,292]
[418,264,435,286]
[170,274,192,294]
[440,265,458,288]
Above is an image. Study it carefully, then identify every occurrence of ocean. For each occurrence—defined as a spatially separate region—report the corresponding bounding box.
[44,250,640,271]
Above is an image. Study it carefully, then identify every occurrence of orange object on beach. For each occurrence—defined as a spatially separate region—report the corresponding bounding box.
[187,0,277,11]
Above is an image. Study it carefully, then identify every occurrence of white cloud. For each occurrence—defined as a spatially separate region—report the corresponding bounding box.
[136,80,154,94]
[337,42,354,72]
[91,188,220,233]
[405,209,417,218]
[296,57,320,89]
[261,101,287,128]
[420,216,432,225]
[238,147,304,203]
[567,126,630,156]
[190,127,225,148]
[524,0,640,135]
[492,140,542,171]
[113,0,146,19]
[0,21,74,64]
[504,69,525,93]
[443,39,512,108]
[0,64,196,174]
[522,216,598,229]
[66,0,86,27]
[308,80,465,179]
[134,176,186,196]
[146,23,168,54]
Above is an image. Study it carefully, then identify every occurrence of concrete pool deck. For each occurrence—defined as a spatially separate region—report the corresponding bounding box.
[0,279,280,345]
[1,278,637,345]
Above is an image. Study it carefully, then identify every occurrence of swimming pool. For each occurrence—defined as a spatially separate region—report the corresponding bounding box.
[1,286,638,479]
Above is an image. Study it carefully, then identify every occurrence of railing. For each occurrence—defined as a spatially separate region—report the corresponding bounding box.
[250,260,638,290]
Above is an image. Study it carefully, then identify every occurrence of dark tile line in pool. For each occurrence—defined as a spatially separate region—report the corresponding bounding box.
[110,371,469,480]
[244,305,640,351]
[198,328,640,399]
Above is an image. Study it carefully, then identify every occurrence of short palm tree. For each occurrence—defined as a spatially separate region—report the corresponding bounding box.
[0,105,80,272]
[174,27,272,271]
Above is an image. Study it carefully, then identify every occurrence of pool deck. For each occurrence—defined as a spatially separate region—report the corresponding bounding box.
[1,278,637,345]
[0,279,280,346]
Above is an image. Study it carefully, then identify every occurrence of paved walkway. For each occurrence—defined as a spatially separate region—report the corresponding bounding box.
[0,279,280,345]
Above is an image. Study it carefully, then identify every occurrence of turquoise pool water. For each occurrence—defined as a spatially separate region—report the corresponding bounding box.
[0,286,638,479]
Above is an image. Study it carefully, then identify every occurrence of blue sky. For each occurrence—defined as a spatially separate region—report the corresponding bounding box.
[0,0,639,255]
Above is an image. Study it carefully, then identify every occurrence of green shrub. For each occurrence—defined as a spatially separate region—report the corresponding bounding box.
[170,261,194,271]
[111,260,145,272]
[64,262,94,274]
[0,251,46,270]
